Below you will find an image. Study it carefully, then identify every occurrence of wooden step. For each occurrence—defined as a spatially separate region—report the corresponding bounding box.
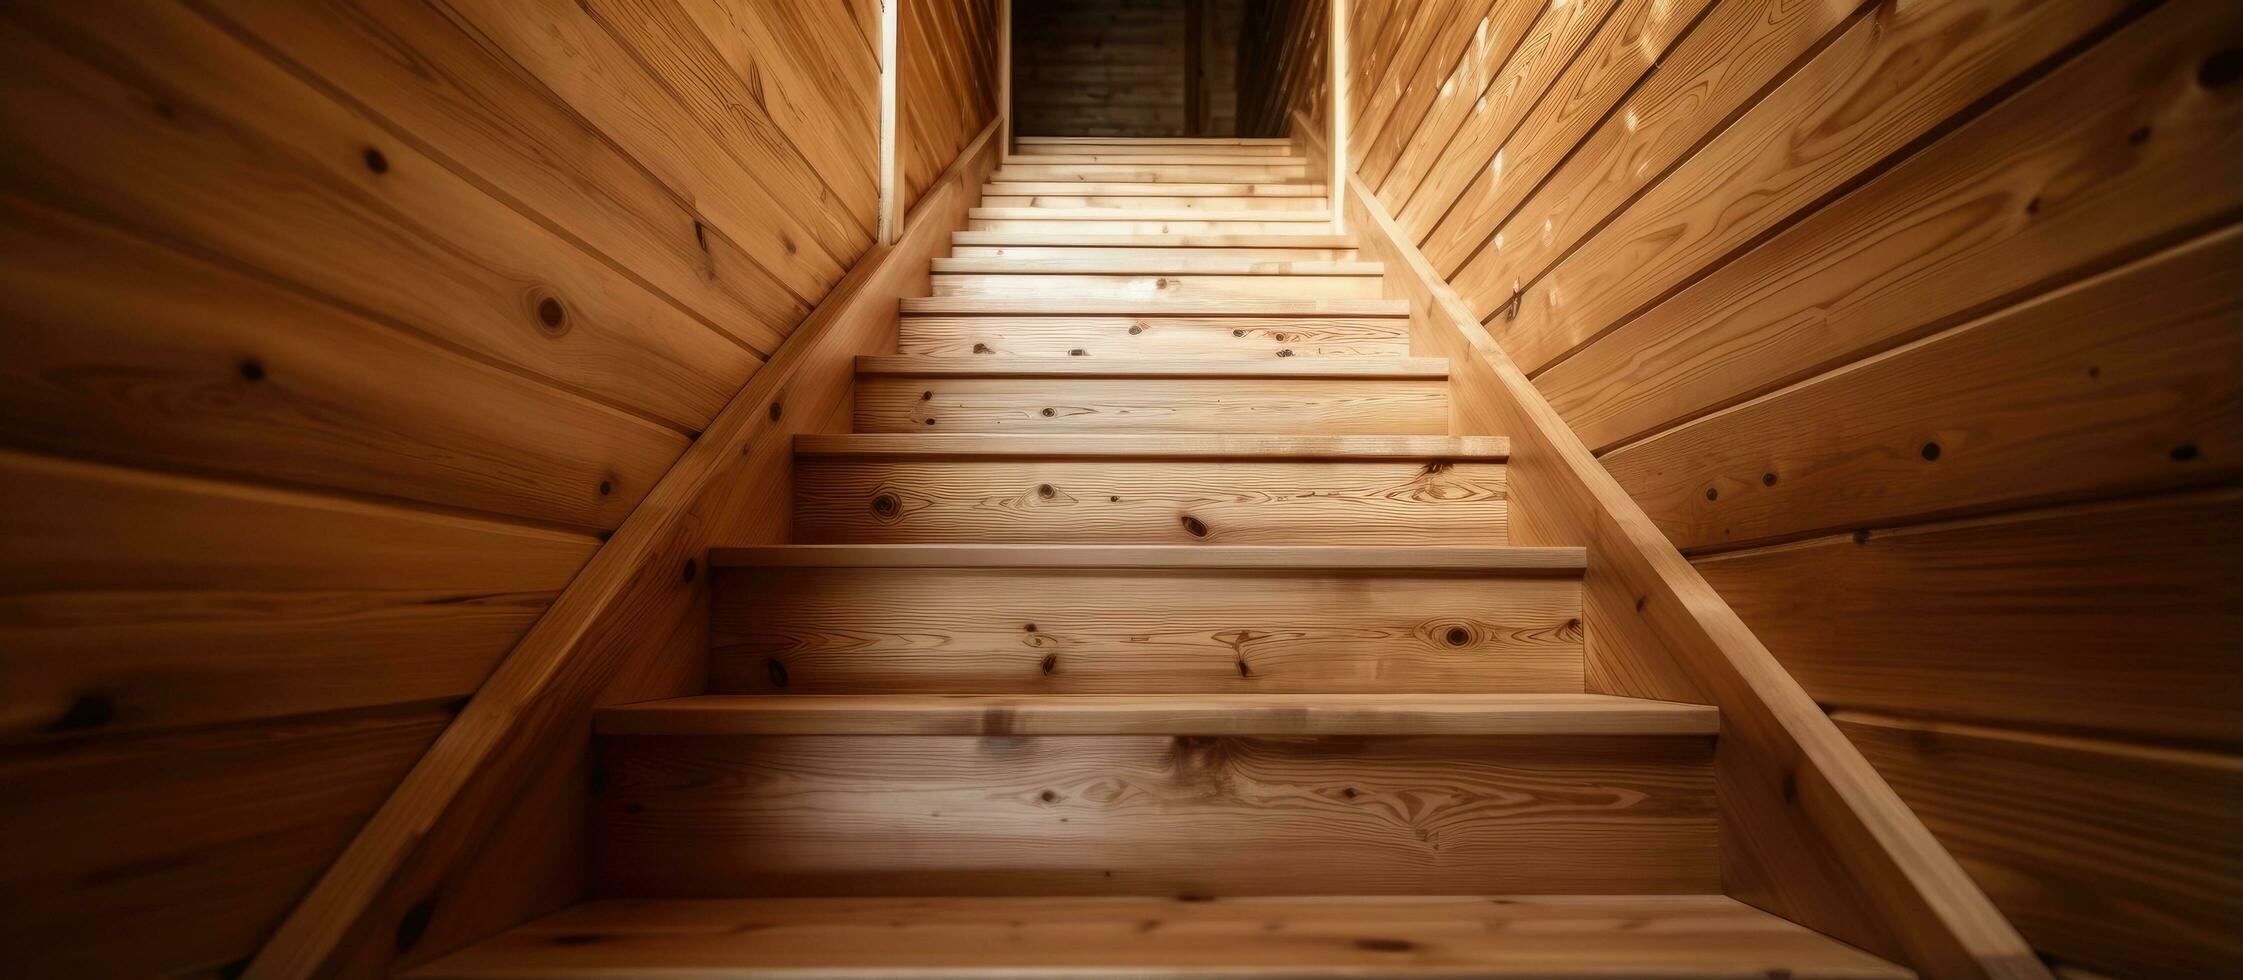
[587,723,1709,898]
[952,231,1359,250]
[992,154,1309,167]
[900,297,1403,315]
[980,194,1332,211]
[949,245,1362,261]
[1016,141,1299,156]
[793,434,1508,544]
[597,694,1716,737]
[970,208,1333,223]
[705,545,1584,694]
[993,165,1310,182]
[1019,135,1296,145]
[852,356,1447,435]
[898,314,1408,358]
[929,272,1380,301]
[983,181,1329,197]
[412,896,1912,979]
[968,218,1338,235]
[929,257,1382,275]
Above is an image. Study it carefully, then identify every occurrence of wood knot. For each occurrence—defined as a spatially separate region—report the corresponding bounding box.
[363,147,389,174]
[1444,626,1470,646]
[1037,483,1055,498]
[870,493,900,519]
[1276,349,1294,357]
[921,390,933,400]
[598,480,613,496]
[1180,515,1208,537]
[1232,328,1247,337]
[1041,407,1056,417]
[973,342,991,353]
[768,400,783,421]
[1761,472,1777,486]
[765,657,790,689]
[1069,348,1086,356]
[238,359,266,382]
[1354,938,1415,953]
[1040,653,1058,675]
[1128,324,1145,335]
[535,296,567,334]
[1704,487,1718,501]
[1039,789,1058,803]
[1920,441,1941,461]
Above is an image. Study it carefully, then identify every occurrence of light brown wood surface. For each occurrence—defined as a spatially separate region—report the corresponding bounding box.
[413,894,1909,978]
[591,732,1714,897]
[709,558,1583,694]
[855,363,1450,433]
[596,693,1719,736]
[898,314,1407,357]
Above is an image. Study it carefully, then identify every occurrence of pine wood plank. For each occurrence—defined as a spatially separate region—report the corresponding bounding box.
[1540,3,2243,452]
[793,449,1506,544]
[794,434,1511,459]
[980,194,1333,210]
[708,554,1582,695]
[591,732,1714,896]
[598,693,1717,736]
[932,272,1379,300]
[997,153,1309,166]
[994,164,1313,181]
[899,314,1407,357]
[985,180,1330,195]
[856,373,1448,433]
[1018,141,1297,154]
[1600,222,2243,553]
[901,296,1403,315]
[1696,489,2243,746]
[0,2,760,431]
[409,895,1911,979]
[969,217,1342,234]
[196,0,819,347]
[1462,0,2137,370]
[930,257,1381,274]
[1019,135,1295,144]
[1839,713,2243,978]
[0,194,684,533]
[953,231,1360,248]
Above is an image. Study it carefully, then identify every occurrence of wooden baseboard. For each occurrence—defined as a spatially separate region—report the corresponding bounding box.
[244,118,1005,980]
[1295,110,2045,980]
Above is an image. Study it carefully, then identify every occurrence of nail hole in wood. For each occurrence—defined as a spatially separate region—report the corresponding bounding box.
[1921,441,1941,461]
[1761,472,1777,486]
[1705,487,1718,501]
[396,898,435,950]
[2199,50,2243,88]
[49,693,114,732]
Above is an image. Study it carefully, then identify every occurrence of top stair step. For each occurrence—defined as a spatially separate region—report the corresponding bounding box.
[952,231,1358,249]
[1017,136,1295,145]
[594,693,1719,737]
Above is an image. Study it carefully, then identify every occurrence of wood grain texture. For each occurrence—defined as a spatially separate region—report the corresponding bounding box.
[1541,1,2243,453]
[710,561,1583,694]
[1600,224,2243,553]
[1463,0,2136,369]
[857,372,1448,433]
[795,455,1506,544]
[0,1,760,431]
[1695,488,2243,746]
[899,314,1406,356]
[1337,164,2041,978]
[596,693,1720,736]
[1014,0,1190,137]
[980,194,1334,209]
[951,230,1359,248]
[931,272,1380,299]
[241,119,1005,980]
[592,732,1715,896]
[409,894,1909,979]
[1838,713,2243,979]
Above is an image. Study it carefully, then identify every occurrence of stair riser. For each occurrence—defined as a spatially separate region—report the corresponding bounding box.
[993,166,1307,182]
[996,155,1308,167]
[855,376,1448,434]
[981,196,1332,211]
[930,274,1381,301]
[793,458,1509,545]
[948,246,1360,261]
[899,316,1407,357]
[592,733,1717,897]
[967,220,1335,234]
[1013,145,1298,156]
[984,182,1329,197]
[708,566,1581,694]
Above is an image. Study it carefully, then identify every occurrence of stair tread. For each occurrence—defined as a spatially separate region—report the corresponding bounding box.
[408,895,1910,979]
[795,433,1508,459]
[970,207,1331,221]
[953,231,1358,248]
[706,544,1585,571]
[1019,136,1295,145]
[596,694,1717,737]
[984,181,1330,196]
[857,355,1442,377]
[930,258,1381,275]
[989,155,1310,167]
[901,297,1405,316]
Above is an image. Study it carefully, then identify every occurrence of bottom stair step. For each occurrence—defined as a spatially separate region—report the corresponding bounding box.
[409,895,1912,978]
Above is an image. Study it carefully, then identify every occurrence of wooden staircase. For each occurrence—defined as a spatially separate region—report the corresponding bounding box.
[413,137,1909,977]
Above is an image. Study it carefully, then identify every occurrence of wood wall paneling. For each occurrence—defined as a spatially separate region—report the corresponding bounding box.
[0,0,910,976]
